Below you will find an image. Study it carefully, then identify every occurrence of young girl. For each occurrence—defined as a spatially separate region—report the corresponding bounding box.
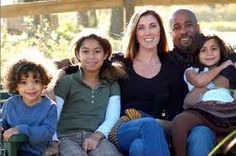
[171,34,236,156]
[0,50,58,156]
[48,30,126,156]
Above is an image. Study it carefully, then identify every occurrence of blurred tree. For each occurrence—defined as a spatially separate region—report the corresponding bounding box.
[109,8,123,39]
[77,10,98,27]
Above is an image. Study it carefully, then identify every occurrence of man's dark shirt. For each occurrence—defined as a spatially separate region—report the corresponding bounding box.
[222,52,236,89]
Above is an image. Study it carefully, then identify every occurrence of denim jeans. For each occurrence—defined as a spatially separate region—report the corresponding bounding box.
[187,126,216,156]
[117,117,170,156]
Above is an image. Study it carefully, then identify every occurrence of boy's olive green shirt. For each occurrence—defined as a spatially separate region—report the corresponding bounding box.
[54,69,120,136]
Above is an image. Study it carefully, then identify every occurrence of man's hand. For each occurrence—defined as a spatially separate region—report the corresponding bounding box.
[43,141,59,156]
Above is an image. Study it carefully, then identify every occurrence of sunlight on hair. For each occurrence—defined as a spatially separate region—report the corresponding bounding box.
[5,48,59,90]
[68,29,109,64]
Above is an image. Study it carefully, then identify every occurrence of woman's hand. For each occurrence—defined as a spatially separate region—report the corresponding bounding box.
[43,141,60,156]
[82,132,104,152]
[3,127,19,141]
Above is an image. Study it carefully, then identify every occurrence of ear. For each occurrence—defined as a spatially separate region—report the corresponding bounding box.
[76,53,81,62]
[104,53,109,60]
[196,24,200,33]
[169,30,173,38]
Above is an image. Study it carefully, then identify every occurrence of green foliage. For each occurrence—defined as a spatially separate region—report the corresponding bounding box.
[0,16,82,79]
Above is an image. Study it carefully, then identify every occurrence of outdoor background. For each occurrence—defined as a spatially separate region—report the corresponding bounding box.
[1,1,236,88]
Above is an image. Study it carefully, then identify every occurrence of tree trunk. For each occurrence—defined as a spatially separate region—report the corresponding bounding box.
[109,8,123,39]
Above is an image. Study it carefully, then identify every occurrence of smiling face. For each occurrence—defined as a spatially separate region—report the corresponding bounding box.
[136,14,161,51]
[199,38,221,68]
[77,39,107,73]
[17,72,44,105]
[170,10,200,50]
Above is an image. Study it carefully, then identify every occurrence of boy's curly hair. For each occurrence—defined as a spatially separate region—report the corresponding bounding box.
[4,59,53,94]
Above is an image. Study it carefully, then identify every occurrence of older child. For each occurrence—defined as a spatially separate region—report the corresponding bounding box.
[50,30,126,156]
[171,34,236,156]
[1,51,58,156]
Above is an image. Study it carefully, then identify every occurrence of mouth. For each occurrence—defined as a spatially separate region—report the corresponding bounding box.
[205,57,216,61]
[26,92,38,97]
[144,38,154,42]
[87,62,97,65]
[180,36,192,42]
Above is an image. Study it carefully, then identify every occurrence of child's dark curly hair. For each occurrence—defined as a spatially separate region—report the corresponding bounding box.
[4,59,53,94]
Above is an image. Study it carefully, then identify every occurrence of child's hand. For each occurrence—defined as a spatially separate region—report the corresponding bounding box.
[43,141,59,156]
[82,132,102,152]
[3,128,19,141]
[234,62,236,68]
[220,60,233,69]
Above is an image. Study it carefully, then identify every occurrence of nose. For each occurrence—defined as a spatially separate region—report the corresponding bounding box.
[180,25,188,35]
[144,27,152,35]
[27,82,35,89]
[87,51,94,58]
[205,49,214,56]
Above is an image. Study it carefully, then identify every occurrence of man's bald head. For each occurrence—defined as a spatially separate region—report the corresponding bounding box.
[169,9,200,50]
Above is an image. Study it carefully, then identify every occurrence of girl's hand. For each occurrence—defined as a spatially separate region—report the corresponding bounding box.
[3,128,19,141]
[220,60,233,69]
[82,132,104,152]
[43,141,60,156]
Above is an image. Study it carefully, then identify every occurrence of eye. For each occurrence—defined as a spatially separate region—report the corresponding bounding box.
[96,50,102,53]
[200,48,206,53]
[137,25,145,31]
[185,23,193,28]
[81,49,89,54]
[212,46,219,51]
[19,80,27,85]
[173,25,180,31]
[34,79,41,84]
[150,23,157,28]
